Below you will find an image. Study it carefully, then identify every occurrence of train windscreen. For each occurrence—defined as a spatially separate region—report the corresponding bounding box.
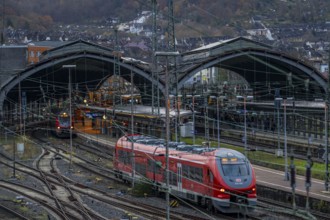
[58,116,70,126]
[220,157,249,177]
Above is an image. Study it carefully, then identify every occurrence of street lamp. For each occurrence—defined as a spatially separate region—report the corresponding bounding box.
[209,96,226,148]
[155,51,180,220]
[186,94,201,145]
[236,95,253,157]
[130,66,135,188]
[123,58,139,189]
[286,97,294,180]
[169,94,183,142]
[176,94,182,142]
[315,98,329,191]
[275,97,282,158]
[62,64,76,172]
[276,97,293,181]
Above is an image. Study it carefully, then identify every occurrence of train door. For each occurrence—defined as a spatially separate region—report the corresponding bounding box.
[177,163,182,191]
[207,169,214,195]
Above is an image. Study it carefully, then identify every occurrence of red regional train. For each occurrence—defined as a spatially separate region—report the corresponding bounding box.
[52,111,75,138]
[114,135,257,213]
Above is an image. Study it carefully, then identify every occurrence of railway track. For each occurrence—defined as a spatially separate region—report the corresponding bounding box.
[0,203,30,220]
[74,131,325,220]
[0,149,106,219]
[213,132,321,162]
[0,179,73,219]
[0,144,212,220]
[29,131,216,219]
[38,149,103,219]
[2,129,321,219]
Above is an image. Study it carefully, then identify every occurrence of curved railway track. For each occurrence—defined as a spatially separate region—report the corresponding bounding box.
[0,148,212,220]
[0,203,30,220]
[0,149,106,219]
[73,131,326,219]
[1,129,324,220]
[29,131,217,219]
[216,131,322,161]
[37,149,103,220]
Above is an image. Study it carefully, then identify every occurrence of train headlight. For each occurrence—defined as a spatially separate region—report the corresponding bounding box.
[57,126,60,129]
[217,188,230,199]
[71,126,74,129]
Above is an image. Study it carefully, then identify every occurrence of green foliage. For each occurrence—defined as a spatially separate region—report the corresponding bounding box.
[131,181,154,197]
[4,0,330,33]
[314,200,330,212]
[23,21,30,30]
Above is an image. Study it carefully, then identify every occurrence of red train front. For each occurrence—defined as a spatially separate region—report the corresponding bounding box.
[208,149,256,212]
[54,111,74,138]
[114,135,256,213]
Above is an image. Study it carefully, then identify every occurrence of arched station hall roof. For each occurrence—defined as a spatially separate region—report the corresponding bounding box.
[0,40,161,111]
[0,37,327,115]
[175,37,326,100]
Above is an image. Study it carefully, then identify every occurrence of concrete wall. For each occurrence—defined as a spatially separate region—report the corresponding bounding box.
[0,46,27,70]
[257,184,330,215]
[0,46,27,86]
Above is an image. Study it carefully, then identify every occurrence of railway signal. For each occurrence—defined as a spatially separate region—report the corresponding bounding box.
[290,155,296,211]
[305,152,313,213]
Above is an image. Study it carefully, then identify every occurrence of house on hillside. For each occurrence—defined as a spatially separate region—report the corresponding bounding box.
[27,41,68,65]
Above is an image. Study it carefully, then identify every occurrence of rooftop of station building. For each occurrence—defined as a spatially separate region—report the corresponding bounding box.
[77,104,193,118]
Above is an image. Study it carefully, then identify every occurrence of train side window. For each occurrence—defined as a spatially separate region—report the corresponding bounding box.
[195,167,203,182]
[118,150,124,163]
[128,152,132,164]
[118,150,131,165]
[186,166,203,182]
[190,166,196,181]
[183,165,189,178]
[170,172,177,185]
[155,161,162,174]
[148,159,162,173]
[136,163,147,177]
[147,159,152,172]
[208,169,214,183]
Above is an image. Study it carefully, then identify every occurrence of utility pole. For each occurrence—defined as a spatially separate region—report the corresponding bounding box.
[167,0,175,52]
[1,0,5,45]
[63,64,76,172]
[151,0,157,115]
[305,150,313,214]
[18,73,22,136]
[210,96,222,148]
[155,51,180,220]
[113,28,121,107]
[326,49,330,191]
[275,97,282,157]
[204,95,209,145]
[290,155,296,212]
[12,140,16,178]
[130,66,135,188]
[167,0,180,141]
[236,95,253,157]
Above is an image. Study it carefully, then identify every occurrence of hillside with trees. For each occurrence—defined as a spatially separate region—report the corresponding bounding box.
[1,0,330,36]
